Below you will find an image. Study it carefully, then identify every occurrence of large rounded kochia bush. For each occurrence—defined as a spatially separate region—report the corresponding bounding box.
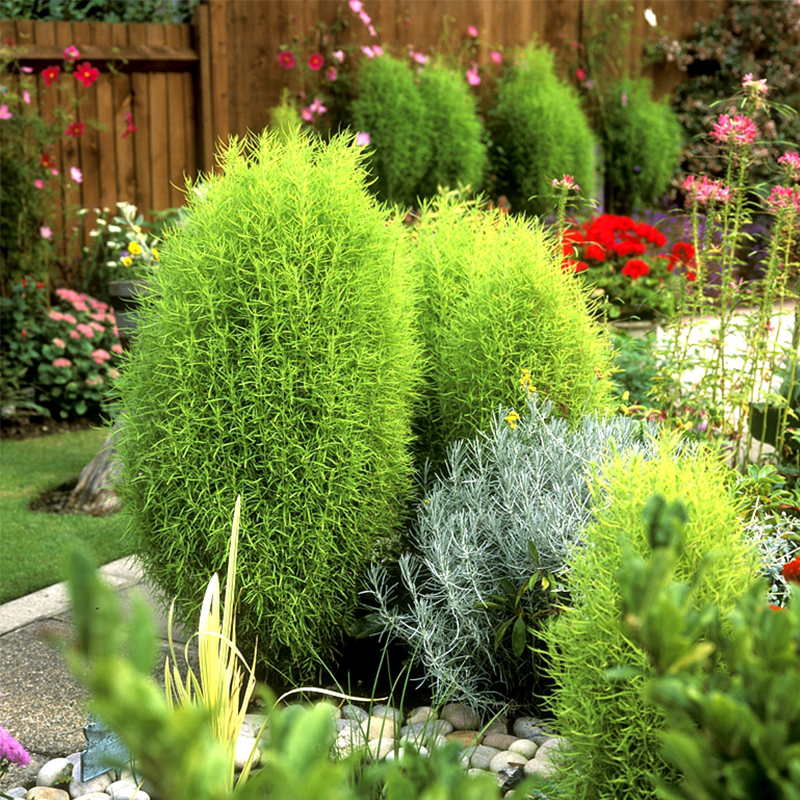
[412,194,614,465]
[115,131,421,682]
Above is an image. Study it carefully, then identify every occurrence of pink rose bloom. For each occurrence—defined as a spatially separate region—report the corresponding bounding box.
[76,323,95,338]
[467,25,479,37]
[91,349,111,364]
[490,50,502,64]
[69,329,81,339]
[111,343,124,355]
[62,313,77,325]
[52,338,65,348]
[53,358,72,368]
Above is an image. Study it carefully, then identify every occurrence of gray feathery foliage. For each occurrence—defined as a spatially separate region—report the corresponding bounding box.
[364,394,659,716]
[743,508,800,607]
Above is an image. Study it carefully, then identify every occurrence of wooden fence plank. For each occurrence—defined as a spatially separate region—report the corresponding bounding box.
[128,23,153,214]
[194,1,215,173]
[165,23,187,207]
[146,24,170,211]
[112,21,136,205]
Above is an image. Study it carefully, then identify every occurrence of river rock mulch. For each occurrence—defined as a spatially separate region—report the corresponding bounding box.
[4,703,567,800]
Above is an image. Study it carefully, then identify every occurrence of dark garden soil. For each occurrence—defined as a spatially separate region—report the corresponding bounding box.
[0,413,101,441]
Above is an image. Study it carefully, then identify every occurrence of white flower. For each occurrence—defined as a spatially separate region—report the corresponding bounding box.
[644,7,657,27]
[107,225,121,233]
[89,230,101,238]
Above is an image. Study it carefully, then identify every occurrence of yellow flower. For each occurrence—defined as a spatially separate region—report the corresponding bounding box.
[152,248,159,262]
[128,241,142,255]
[122,257,132,267]
[504,410,521,430]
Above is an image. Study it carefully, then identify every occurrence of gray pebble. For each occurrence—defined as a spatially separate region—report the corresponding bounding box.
[440,702,481,731]
[465,744,501,770]
[106,779,150,800]
[489,750,528,773]
[482,733,518,750]
[68,764,114,799]
[406,706,436,725]
[370,705,402,727]
[512,716,546,739]
[341,705,369,722]
[483,716,508,736]
[26,790,70,800]
[4,789,27,799]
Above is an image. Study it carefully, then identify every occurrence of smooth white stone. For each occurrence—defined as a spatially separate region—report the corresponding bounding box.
[68,764,114,799]
[360,715,399,740]
[106,779,150,800]
[369,705,402,727]
[524,757,557,778]
[234,736,261,770]
[508,739,538,759]
[405,706,436,725]
[36,758,74,787]
[367,737,396,761]
[26,789,70,800]
[489,750,528,773]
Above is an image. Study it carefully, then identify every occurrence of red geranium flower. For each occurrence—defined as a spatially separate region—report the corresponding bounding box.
[74,62,99,87]
[621,259,650,279]
[308,53,324,71]
[573,261,589,273]
[42,65,60,86]
[65,121,85,138]
[782,557,800,584]
[277,50,296,69]
[584,243,605,261]
[667,241,696,272]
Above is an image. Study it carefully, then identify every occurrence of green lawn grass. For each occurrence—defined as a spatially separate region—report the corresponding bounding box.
[0,427,131,604]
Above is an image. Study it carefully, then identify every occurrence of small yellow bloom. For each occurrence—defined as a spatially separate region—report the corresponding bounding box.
[152,248,159,262]
[128,241,142,255]
[504,410,521,430]
[594,365,604,379]
[122,257,132,267]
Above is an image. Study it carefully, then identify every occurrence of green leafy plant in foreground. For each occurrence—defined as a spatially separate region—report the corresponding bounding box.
[115,129,421,684]
[616,495,800,800]
[540,437,759,800]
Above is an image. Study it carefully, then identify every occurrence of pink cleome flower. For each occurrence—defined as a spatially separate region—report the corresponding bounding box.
[765,185,800,214]
[777,151,800,179]
[682,174,732,206]
[710,113,758,147]
[742,72,768,96]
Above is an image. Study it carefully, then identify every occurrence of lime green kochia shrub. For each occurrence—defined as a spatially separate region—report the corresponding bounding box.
[601,78,684,213]
[350,55,432,207]
[411,194,614,464]
[489,42,597,217]
[115,130,421,683]
[415,63,488,198]
[541,438,759,800]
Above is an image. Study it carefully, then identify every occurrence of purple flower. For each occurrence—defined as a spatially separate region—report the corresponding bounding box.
[0,725,30,768]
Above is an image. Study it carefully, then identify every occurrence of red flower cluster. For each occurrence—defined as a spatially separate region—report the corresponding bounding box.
[783,557,800,585]
[561,214,667,277]
[664,241,697,280]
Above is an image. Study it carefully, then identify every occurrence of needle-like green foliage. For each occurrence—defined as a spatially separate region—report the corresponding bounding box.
[114,130,421,683]
[410,192,614,465]
[490,41,597,217]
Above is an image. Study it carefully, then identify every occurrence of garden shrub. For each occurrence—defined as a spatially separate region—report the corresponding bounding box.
[540,437,759,800]
[600,78,683,214]
[489,41,597,217]
[115,130,421,683]
[415,63,488,198]
[350,55,432,208]
[411,193,614,465]
[365,394,659,716]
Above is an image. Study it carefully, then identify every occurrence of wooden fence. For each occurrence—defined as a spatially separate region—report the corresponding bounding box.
[1,0,725,243]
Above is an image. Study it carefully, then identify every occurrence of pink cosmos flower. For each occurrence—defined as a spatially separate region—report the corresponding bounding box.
[711,113,758,146]
[62,44,80,62]
[359,10,371,26]
[332,50,345,63]
[74,62,99,87]
[466,66,481,86]
[490,50,502,64]
[277,50,296,70]
[0,105,11,120]
[413,52,428,65]
[576,67,586,81]
[21,66,33,74]
[355,131,371,146]
[309,97,326,115]
[40,226,52,239]
[308,53,324,71]
[368,24,377,37]
[65,122,85,138]
[53,358,72,368]
[349,0,363,12]
[372,45,383,57]
[121,111,137,139]
[70,166,83,183]
[326,66,338,81]
[361,45,375,59]
[111,343,124,355]
[467,25,479,37]
[52,338,65,348]
[42,65,60,86]
[22,90,30,105]
[34,179,44,189]
[301,108,314,122]
[91,348,111,364]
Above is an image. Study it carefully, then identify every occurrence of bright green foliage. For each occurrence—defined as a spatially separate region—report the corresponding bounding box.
[64,545,546,800]
[411,193,614,464]
[541,438,759,800]
[616,497,800,800]
[489,42,597,217]
[601,79,683,213]
[115,130,421,683]
[350,55,432,207]
[415,63,488,198]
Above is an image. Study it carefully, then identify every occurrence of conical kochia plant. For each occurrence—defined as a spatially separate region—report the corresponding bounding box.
[115,130,421,683]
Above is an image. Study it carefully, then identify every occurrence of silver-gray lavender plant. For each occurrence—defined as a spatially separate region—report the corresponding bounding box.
[365,394,660,716]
